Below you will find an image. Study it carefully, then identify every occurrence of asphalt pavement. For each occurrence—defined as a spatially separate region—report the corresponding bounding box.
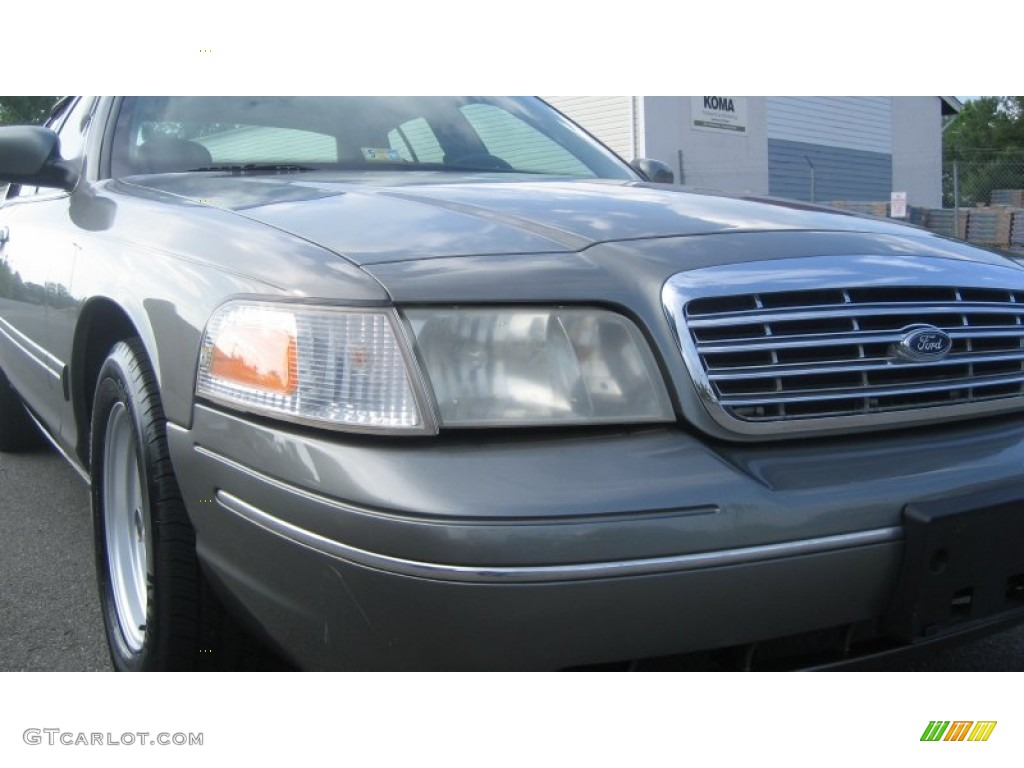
[0,444,111,671]
[1,442,1022,672]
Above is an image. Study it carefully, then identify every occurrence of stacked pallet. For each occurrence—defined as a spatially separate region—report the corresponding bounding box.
[991,189,1024,207]
[906,206,929,227]
[1012,211,1024,251]
[966,208,1014,247]
[925,209,969,239]
[828,200,890,217]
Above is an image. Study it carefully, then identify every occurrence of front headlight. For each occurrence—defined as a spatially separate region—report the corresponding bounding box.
[196,301,430,433]
[406,307,674,427]
[197,302,674,432]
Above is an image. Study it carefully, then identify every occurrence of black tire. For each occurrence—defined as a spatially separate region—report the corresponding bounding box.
[0,367,45,452]
[90,338,216,670]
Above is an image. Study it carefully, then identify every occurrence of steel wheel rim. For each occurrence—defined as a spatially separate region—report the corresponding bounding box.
[103,401,148,652]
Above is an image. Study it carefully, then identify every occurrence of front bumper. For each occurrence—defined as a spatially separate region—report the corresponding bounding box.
[167,405,1024,670]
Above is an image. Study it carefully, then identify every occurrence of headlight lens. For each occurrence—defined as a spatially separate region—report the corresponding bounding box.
[196,302,427,432]
[406,307,673,426]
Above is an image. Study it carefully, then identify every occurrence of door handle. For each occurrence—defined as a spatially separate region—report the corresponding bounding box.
[0,226,8,244]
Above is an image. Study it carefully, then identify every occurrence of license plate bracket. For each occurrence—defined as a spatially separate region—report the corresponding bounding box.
[882,481,1024,642]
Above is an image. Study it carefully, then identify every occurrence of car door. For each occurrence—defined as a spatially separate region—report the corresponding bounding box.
[0,97,93,438]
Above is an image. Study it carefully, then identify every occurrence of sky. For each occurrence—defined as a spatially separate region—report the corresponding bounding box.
[2,3,1018,97]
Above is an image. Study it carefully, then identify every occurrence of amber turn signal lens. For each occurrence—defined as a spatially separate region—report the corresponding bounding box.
[208,325,297,395]
[196,302,427,432]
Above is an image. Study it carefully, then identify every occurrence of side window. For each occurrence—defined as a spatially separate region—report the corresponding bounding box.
[388,118,444,163]
[44,97,74,132]
[459,104,593,176]
[55,97,95,161]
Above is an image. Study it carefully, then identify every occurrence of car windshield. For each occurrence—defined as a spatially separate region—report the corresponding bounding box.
[110,96,636,180]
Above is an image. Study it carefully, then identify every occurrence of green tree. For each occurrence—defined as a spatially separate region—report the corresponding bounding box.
[0,96,60,126]
[944,97,1024,206]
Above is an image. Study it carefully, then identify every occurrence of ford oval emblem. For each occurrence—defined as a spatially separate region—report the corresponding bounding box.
[893,325,953,362]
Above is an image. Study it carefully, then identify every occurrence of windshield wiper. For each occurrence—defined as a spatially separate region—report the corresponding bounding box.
[188,163,316,173]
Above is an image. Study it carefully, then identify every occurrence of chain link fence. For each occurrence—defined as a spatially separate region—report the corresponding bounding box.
[943,151,1024,208]
[822,153,1024,253]
[936,152,1024,252]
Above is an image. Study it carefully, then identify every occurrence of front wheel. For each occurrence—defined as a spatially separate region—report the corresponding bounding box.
[91,339,208,670]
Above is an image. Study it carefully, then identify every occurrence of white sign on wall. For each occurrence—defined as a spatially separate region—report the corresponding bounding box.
[891,191,907,218]
[691,96,747,134]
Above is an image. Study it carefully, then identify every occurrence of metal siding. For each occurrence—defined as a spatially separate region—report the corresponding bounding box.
[891,97,943,207]
[767,97,892,154]
[543,96,636,159]
[768,139,892,202]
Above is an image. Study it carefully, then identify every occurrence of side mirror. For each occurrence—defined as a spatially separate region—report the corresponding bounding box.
[630,158,675,185]
[0,126,78,191]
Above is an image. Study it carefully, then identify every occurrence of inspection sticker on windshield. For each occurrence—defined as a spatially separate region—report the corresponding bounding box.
[361,147,402,162]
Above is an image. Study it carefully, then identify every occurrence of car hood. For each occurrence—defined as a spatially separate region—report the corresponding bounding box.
[126,171,935,265]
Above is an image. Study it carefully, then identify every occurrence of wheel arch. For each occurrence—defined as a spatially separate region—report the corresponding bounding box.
[71,297,158,469]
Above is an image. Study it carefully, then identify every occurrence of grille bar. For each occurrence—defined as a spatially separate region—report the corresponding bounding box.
[687,301,1024,328]
[699,331,905,353]
[720,370,1024,407]
[708,350,1024,381]
[698,327,1024,354]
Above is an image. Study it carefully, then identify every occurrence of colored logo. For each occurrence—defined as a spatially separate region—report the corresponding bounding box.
[894,325,953,362]
[921,721,997,742]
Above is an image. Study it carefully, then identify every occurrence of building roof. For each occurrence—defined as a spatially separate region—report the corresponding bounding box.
[940,97,963,116]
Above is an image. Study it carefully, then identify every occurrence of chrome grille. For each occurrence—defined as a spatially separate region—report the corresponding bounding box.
[662,255,1024,438]
[687,285,1024,422]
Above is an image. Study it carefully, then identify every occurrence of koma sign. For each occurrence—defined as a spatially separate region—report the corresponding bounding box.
[703,96,736,113]
[692,96,747,134]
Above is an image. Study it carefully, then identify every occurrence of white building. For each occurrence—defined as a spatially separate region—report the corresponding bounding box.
[545,97,961,208]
